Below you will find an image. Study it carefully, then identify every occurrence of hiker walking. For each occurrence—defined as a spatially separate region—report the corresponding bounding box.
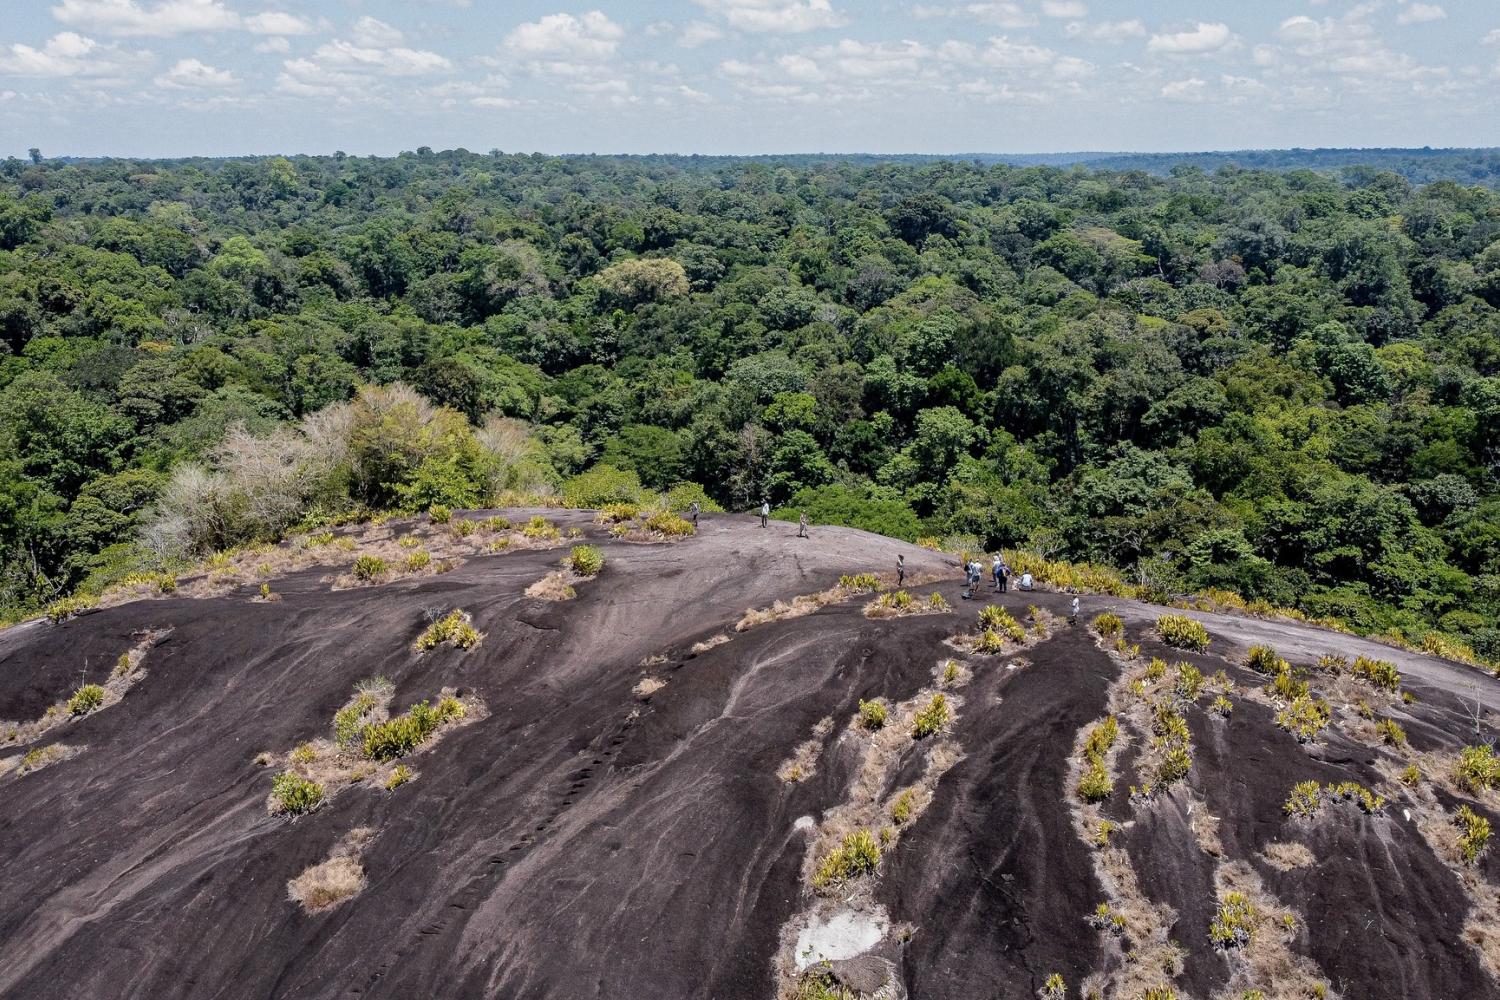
[991,554,1003,591]
[759,500,769,528]
[1070,596,1080,625]
[797,511,808,538]
[689,500,700,528]
[897,554,906,587]
[1000,559,1010,593]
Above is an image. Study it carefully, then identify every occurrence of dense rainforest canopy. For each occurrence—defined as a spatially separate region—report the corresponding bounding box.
[1,150,1498,657]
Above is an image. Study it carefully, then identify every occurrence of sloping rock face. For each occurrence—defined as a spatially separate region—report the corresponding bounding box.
[0,510,1496,1000]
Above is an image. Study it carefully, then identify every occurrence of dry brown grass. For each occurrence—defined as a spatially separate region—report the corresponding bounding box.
[287,828,374,912]
[633,677,666,698]
[1,628,170,750]
[1210,861,1336,999]
[776,717,835,783]
[525,570,578,601]
[4,743,81,779]
[1260,841,1316,871]
[735,571,952,633]
[690,633,730,654]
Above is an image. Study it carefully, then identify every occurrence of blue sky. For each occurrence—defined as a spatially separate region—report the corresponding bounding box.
[1,0,1497,157]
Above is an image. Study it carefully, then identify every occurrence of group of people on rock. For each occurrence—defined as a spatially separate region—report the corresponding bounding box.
[960,555,1032,600]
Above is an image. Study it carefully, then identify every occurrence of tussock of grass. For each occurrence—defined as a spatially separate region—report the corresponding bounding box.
[1092,612,1123,638]
[287,828,373,911]
[1275,695,1332,744]
[362,697,466,760]
[414,609,482,651]
[1456,745,1500,794]
[270,771,325,815]
[777,717,834,784]
[911,693,949,738]
[1261,841,1315,871]
[857,699,888,731]
[385,764,414,791]
[525,571,578,601]
[690,633,730,654]
[67,684,105,716]
[810,829,880,888]
[568,544,605,577]
[1156,614,1210,651]
[633,676,665,698]
[1457,806,1492,866]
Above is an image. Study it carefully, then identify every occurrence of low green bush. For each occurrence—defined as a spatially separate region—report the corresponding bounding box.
[857,699,887,730]
[1157,614,1210,651]
[569,544,605,577]
[1092,612,1123,638]
[1350,655,1401,693]
[1209,891,1255,949]
[838,573,882,593]
[911,693,949,738]
[428,504,452,524]
[352,554,387,581]
[270,771,325,815]
[1276,695,1332,743]
[1283,780,1322,818]
[362,696,465,760]
[1456,745,1500,793]
[979,605,1025,641]
[1376,718,1407,746]
[67,684,105,716]
[812,829,881,888]
[1457,805,1492,865]
[415,609,482,651]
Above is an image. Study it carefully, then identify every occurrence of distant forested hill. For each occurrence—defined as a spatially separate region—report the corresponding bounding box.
[1,150,1498,659]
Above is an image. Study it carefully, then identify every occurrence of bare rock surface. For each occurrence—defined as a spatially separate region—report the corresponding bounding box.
[1,510,1497,999]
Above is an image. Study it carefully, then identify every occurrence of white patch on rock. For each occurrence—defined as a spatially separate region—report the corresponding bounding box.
[793,815,815,832]
[793,906,889,971]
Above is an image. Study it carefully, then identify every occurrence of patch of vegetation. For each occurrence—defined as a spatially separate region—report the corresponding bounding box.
[1267,667,1311,701]
[270,771,325,816]
[1210,694,1234,717]
[1326,781,1386,814]
[812,829,881,888]
[867,589,914,615]
[1376,718,1407,746]
[522,515,562,541]
[1150,703,1192,786]
[857,699,887,731]
[385,765,414,791]
[352,554,387,582]
[927,591,951,611]
[568,544,605,577]
[1077,715,1120,802]
[643,511,695,537]
[362,696,466,761]
[911,693,949,738]
[1174,661,1204,701]
[1350,654,1401,693]
[1092,612,1123,638]
[1157,614,1210,651]
[1401,764,1422,787]
[403,551,432,572]
[1248,645,1291,675]
[974,629,1007,654]
[1040,973,1065,1000]
[838,573,882,593]
[45,594,97,623]
[1457,805,1492,865]
[1276,695,1333,743]
[979,605,1026,641]
[1209,891,1256,949]
[67,684,105,716]
[415,609,482,651]
[1456,745,1500,794]
[1284,780,1322,818]
[428,504,452,525]
[890,789,916,824]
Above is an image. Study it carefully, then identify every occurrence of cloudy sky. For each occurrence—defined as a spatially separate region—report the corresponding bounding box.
[1,0,1497,157]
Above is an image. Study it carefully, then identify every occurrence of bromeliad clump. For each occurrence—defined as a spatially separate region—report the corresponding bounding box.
[415,609,482,651]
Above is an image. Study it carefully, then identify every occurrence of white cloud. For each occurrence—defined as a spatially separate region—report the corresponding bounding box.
[504,11,624,61]
[1161,77,1206,101]
[913,3,1035,29]
[0,31,151,78]
[1065,19,1145,42]
[1272,10,1442,82]
[155,56,235,87]
[253,37,290,53]
[1040,1,1086,18]
[51,0,239,38]
[1484,28,1500,45]
[694,0,846,34]
[351,17,404,49]
[679,21,725,47]
[1147,22,1234,55]
[244,12,316,37]
[1396,3,1446,26]
[308,39,450,76]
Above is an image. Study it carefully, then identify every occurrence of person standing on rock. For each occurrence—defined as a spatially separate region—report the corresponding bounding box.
[689,501,700,529]
[1000,559,1010,593]
[991,554,1003,591]
[798,511,808,538]
[759,500,769,528]
[897,554,906,588]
